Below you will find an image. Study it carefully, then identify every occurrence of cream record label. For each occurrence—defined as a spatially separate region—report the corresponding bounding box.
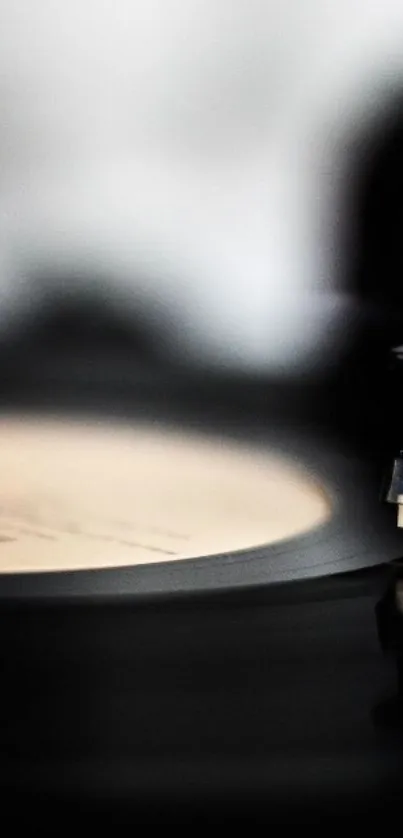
[0,417,331,573]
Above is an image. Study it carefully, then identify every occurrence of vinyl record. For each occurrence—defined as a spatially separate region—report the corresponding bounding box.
[0,406,401,602]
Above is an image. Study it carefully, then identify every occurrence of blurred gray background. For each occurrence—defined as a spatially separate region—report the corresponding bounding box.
[0,1,403,377]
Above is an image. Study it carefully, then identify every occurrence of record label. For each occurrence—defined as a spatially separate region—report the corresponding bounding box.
[0,417,331,573]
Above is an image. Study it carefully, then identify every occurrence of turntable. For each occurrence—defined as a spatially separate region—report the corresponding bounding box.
[0,347,402,825]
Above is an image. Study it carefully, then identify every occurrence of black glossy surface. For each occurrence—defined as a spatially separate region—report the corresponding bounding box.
[1,568,402,822]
